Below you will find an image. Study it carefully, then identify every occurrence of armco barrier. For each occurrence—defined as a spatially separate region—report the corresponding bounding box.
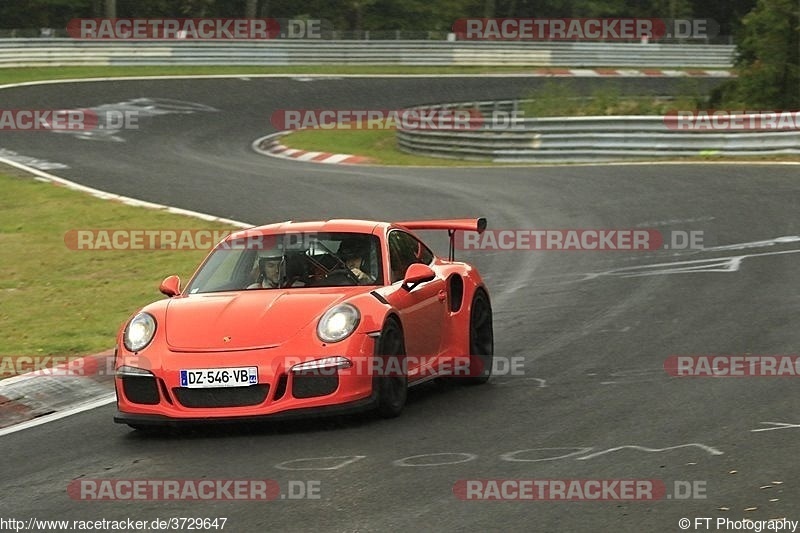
[0,39,735,68]
[396,102,800,162]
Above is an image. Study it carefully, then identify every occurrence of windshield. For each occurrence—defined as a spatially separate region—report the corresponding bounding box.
[184,232,383,293]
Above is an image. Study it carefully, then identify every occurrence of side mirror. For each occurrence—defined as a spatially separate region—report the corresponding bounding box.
[159,275,181,297]
[402,263,435,291]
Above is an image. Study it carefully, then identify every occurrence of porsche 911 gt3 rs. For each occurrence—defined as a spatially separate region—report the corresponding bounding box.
[113,218,493,429]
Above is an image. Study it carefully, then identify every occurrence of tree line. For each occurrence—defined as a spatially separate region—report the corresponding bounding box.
[2,0,796,108]
[3,0,759,36]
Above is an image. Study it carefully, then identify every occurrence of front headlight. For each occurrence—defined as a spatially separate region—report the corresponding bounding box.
[123,312,157,352]
[317,304,360,343]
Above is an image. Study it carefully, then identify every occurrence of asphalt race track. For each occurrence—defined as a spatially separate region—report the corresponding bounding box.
[1,76,798,532]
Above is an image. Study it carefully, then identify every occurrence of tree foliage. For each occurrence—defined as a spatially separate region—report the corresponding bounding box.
[0,0,759,33]
[725,0,799,108]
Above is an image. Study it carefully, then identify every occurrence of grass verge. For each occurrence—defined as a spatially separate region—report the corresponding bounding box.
[519,79,709,116]
[0,65,570,86]
[0,65,734,86]
[0,167,240,357]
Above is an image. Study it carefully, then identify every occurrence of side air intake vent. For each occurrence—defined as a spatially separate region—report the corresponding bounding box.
[448,275,464,313]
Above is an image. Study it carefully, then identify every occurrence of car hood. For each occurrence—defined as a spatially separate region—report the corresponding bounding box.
[164,290,358,351]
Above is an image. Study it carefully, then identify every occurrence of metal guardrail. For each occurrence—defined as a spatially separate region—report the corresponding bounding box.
[0,39,735,68]
[396,101,800,162]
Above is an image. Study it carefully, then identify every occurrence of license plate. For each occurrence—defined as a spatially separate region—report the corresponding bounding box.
[179,367,258,388]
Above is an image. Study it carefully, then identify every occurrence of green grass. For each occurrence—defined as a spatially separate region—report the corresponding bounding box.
[0,168,240,357]
[0,65,562,86]
[519,78,711,117]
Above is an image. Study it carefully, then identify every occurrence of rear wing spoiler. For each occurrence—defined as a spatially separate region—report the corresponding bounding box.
[395,218,487,261]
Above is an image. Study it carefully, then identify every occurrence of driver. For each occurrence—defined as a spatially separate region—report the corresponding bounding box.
[248,252,283,289]
[248,249,309,289]
[338,238,376,284]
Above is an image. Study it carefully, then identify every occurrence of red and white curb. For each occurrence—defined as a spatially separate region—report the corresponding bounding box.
[253,132,372,165]
[531,68,734,77]
[0,350,117,435]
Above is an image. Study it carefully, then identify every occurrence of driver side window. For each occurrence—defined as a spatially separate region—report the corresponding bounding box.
[388,231,434,283]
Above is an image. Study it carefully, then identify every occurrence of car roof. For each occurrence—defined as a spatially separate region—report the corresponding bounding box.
[226,219,390,241]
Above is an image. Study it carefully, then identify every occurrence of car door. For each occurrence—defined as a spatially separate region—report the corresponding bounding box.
[382,230,446,380]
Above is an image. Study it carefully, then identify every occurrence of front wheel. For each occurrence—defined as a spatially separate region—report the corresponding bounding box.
[373,319,407,418]
[464,290,493,385]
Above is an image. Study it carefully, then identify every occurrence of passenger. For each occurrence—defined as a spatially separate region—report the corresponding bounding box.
[338,238,376,284]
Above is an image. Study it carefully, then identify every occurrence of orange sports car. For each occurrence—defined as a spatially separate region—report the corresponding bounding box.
[113,218,493,429]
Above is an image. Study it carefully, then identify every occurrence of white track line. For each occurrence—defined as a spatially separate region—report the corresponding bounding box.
[0,394,116,437]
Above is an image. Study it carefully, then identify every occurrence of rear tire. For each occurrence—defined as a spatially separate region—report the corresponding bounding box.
[464,290,493,385]
[374,319,407,418]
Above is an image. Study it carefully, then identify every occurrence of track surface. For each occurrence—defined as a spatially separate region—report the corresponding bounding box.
[1,77,798,532]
